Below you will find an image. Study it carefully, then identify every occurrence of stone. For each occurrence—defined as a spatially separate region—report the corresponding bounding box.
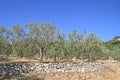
[0,62,106,77]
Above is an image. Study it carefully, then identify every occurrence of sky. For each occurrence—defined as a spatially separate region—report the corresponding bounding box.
[0,0,120,42]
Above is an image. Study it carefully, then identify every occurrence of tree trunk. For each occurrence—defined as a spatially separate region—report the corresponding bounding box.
[39,47,43,62]
[54,54,57,62]
[20,50,23,59]
[81,51,84,62]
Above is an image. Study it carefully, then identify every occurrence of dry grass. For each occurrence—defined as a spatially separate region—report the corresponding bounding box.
[0,57,38,64]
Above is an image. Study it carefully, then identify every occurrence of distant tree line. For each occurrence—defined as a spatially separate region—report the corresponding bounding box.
[0,22,120,62]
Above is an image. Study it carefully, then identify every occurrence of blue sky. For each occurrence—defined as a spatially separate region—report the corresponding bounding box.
[0,0,120,41]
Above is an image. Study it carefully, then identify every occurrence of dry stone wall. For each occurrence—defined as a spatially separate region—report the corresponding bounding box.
[0,62,106,77]
[0,62,31,77]
[31,62,105,73]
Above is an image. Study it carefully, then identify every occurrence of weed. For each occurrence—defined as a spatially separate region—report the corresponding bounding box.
[41,71,46,80]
